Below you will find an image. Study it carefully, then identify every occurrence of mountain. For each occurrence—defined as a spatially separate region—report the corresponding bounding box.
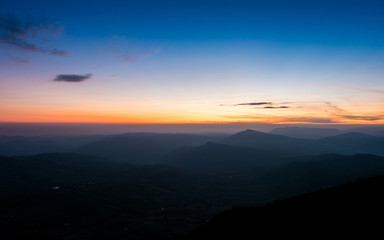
[318,132,384,156]
[0,135,107,156]
[0,153,123,195]
[222,129,319,156]
[269,127,343,139]
[76,133,219,164]
[189,174,384,239]
[222,129,384,156]
[258,153,384,199]
[0,137,63,155]
[3,151,384,239]
[346,126,384,136]
[0,153,205,239]
[166,142,286,172]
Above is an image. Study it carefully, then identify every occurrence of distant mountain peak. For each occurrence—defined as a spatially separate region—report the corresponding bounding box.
[270,127,343,139]
[236,129,268,135]
[200,141,220,147]
[322,132,376,140]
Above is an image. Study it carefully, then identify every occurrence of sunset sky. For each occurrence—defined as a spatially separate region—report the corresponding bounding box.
[1,0,384,126]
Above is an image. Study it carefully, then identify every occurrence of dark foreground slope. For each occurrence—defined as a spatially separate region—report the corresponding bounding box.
[2,152,384,240]
[0,153,205,240]
[189,175,384,239]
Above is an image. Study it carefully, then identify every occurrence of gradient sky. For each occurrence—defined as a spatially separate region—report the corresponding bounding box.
[1,0,384,125]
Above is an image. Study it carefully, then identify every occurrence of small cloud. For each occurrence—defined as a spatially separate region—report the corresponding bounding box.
[121,50,152,63]
[53,74,92,83]
[0,14,67,56]
[122,52,137,63]
[235,102,272,106]
[107,37,159,64]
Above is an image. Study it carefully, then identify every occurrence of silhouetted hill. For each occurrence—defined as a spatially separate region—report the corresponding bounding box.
[76,133,219,164]
[3,151,384,239]
[346,126,384,136]
[0,153,208,239]
[222,129,319,156]
[258,153,384,199]
[319,132,384,155]
[0,135,107,156]
[3,129,384,161]
[320,132,379,144]
[0,153,126,195]
[189,174,384,239]
[270,126,343,139]
[222,129,384,156]
[166,142,285,172]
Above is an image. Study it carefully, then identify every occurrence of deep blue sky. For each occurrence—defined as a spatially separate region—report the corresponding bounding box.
[2,0,384,45]
[1,0,384,125]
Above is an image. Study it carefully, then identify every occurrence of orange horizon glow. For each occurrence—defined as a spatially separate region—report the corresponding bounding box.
[2,115,384,125]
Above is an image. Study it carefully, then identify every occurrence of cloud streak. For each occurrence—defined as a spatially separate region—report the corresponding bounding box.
[0,14,67,56]
[54,74,92,82]
[223,114,337,123]
[337,115,384,121]
[347,87,384,94]
[281,117,337,123]
[225,100,383,123]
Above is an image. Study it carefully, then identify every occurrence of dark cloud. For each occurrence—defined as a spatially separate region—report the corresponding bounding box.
[264,106,289,109]
[235,102,272,106]
[0,14,67,56]
[54,74,92,83]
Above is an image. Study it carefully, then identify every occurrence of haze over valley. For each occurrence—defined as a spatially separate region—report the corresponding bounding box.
[1,0,384,239]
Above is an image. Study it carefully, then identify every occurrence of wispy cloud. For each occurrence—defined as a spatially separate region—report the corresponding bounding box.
[346,87,384,94]
[325,101,345,113]
[0,14,67,56]
[121,50,152,63]
[337,114,384,121]
[107,36,158,64]
[324,102,384,121]
[225,100,383,123]
[223,114,337,124]
[53,74,92,83]
[282,117,337,123]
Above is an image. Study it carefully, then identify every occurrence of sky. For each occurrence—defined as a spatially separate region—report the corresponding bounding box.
[1,0,384,128]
